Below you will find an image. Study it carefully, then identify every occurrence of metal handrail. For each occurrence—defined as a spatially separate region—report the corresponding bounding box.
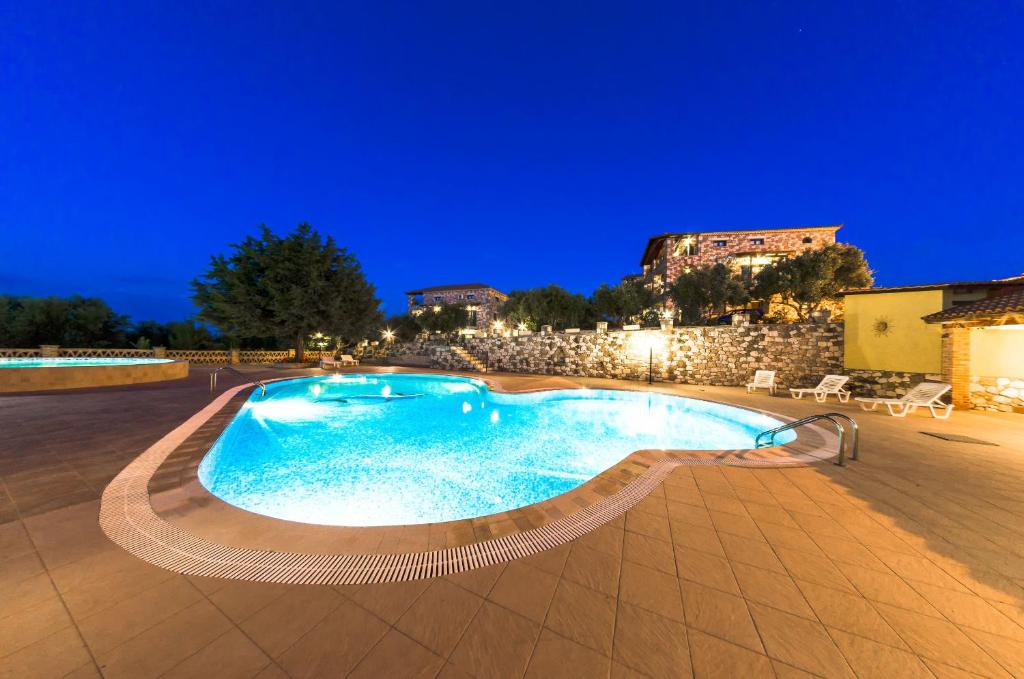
[209,365,247,392]
[755,412,859,467]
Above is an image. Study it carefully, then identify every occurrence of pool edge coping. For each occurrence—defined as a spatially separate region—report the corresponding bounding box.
[101,373,841,584]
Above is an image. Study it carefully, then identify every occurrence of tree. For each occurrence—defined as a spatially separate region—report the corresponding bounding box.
[416,305,470,335]
[167,321,224,350]
[0,295,128,347]
[386,313,422,342]
[669,264,749,325]
[128,320,171,348]
[499,285,595,330]
[192,224,382,361]
[591,279,661,327]
[752,244,873,321]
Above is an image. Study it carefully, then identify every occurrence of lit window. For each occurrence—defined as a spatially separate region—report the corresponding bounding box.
[433,296,442,302]
[673,235,698,256]
[712,240,727,247]
[750,238,764,245]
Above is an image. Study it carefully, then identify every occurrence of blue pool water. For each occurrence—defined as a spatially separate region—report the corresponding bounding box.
[0,357,173,367]
[199,374,794,526]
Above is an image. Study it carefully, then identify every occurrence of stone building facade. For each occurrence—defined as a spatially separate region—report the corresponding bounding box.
[638,224,841,293]
[406,283,509,331]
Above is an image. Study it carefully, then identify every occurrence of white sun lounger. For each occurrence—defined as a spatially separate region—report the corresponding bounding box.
[321,354,359,369]
[790,375,851,403]
[855,382,954,419]
[746,370,777,395]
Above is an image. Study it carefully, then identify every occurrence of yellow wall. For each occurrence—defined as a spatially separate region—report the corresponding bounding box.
[971,326,1024,377]
[844,290,944,373]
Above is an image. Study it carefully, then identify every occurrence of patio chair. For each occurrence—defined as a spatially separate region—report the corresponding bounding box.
[790,375,851,403]
[321,354,359,370]
[746,370,777,395]
[855,382,954,419]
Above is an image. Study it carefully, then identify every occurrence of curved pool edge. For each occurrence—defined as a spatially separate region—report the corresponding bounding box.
[0,359,188,393]
[100,373,841,584]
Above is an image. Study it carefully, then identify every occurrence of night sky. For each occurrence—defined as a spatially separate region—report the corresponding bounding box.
[2,2,1022,322]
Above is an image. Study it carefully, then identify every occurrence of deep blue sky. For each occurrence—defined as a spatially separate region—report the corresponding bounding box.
[2,1,1022,322]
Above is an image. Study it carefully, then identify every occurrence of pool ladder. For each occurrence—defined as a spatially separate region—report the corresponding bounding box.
[755,413,859,467]
[209,366,263,394]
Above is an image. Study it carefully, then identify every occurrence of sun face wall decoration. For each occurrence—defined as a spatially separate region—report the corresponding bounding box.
[873,316,893,337]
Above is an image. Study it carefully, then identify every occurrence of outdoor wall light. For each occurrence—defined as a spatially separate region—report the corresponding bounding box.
[627,331,667,384]
[381,328,395,342]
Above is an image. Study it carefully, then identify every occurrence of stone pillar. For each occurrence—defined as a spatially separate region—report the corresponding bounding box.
[541,325,552,335]
[230,348,240,364]
[40,345,60,357]
[153,346,167,358]
[660,318,674,332]
[941,325,971,409]
[595,321,608,334]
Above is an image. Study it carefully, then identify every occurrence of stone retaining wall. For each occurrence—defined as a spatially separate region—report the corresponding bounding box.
[971,376,1024,413]
[387,324,844,388]
[846,369,944,399]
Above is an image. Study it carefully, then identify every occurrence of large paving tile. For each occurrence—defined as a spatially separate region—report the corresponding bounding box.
[525,628,611,678]
[396,579,484,657]
[687,629,774,678]
[277,599,390,678]
[544,578,616,656]
[449,601,541,679]
[0,595,74,658]
[618,560,685,622]
[828,628,934,679]
[94,599,233,679]
[239,585,344,659]
[76,575,204,655]
[162,629,271,679]
[873,601,1013,677]
[0,627,94,679]
[747,602,855,678]
[612,602,690,679]
[487,561,559,623]
[681,580,763,652]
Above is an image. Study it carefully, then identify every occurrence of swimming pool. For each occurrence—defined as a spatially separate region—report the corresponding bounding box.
[0,357,173,367]
[198,374,795,526]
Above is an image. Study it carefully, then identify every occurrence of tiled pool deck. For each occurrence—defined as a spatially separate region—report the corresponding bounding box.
[2,367,1024,677]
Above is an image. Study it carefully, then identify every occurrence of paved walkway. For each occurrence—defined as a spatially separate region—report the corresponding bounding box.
[2,368,1024,677]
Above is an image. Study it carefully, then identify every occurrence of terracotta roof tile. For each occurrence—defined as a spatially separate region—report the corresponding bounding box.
[922,286,1024,324]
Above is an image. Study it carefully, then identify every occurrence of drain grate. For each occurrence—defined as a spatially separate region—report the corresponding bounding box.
[920,432,998,446]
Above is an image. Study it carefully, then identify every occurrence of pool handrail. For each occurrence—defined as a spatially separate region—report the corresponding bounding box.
[755,412,858,467]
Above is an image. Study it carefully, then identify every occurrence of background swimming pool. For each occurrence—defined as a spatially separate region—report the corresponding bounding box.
[0,357,172,367]
[199,374,795,526]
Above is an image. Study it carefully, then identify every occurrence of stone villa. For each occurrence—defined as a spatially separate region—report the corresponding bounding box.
[637,224,842,293]
[406,283,509,330]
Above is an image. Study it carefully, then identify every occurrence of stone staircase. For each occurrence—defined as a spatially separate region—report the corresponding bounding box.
[450,346,488,372]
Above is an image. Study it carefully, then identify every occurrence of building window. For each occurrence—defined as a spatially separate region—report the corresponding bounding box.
[433,296,442,302]
[466,294,475,301]
[802,236,813,244]
[712,240,727,248]
[750,238,764,246]
[673,235,698,256]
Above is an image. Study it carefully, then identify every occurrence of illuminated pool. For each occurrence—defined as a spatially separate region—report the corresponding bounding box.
[198,374,794,526]
[0,357,173,367]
